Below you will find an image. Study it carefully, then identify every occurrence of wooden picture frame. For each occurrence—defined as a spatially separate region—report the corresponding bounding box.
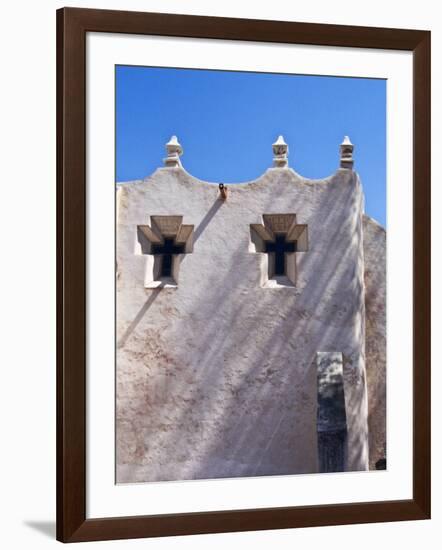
[56,7,431,542]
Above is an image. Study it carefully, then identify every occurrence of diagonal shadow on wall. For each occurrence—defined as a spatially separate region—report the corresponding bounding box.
[117,288,162,349]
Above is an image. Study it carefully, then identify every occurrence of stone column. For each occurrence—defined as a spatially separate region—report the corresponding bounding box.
[317,352,348,473]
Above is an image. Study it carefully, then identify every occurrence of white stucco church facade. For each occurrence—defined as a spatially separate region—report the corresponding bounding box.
[116,135,386,483]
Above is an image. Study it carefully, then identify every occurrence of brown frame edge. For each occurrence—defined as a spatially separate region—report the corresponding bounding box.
[56,7,431,543]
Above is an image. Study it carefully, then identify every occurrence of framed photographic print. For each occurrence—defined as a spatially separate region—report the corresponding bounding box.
[56,7,431,542]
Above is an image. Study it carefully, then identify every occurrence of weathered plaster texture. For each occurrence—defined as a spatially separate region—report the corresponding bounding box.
[116,165,370,482]
[363,214,387,469]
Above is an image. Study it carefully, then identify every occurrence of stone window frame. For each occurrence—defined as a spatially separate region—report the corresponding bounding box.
[135,215,194,288]
[250,213,308,288]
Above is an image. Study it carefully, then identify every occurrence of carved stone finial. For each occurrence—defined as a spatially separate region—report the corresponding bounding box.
[340,135,354,169]
[272,135,289,168]
[164,135,183,167]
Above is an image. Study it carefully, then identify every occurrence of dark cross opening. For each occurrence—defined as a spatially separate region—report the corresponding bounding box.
[265,235,297,275]
[151,238,185,277]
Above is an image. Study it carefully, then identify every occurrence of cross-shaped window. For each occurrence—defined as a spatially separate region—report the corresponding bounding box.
[264,235,297,275]
[250,214,308,287]
[151,238,185,277]
[136,216,194,288]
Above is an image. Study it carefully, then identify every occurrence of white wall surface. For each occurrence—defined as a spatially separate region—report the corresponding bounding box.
[116,168,367,482]
[0,1,439,549]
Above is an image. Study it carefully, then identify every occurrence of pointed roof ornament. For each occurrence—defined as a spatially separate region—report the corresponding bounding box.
[340,135,354,169]
[164,135,183,167]
[272,135,289,168]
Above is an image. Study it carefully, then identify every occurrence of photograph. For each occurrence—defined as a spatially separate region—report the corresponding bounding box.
[0,1,435,547]
[115,66,387,483]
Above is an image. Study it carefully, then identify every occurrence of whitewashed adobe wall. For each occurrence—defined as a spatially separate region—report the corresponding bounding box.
[116,136,370,483]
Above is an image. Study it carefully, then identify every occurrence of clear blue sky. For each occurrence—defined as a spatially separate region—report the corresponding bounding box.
[116,66,386,226]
